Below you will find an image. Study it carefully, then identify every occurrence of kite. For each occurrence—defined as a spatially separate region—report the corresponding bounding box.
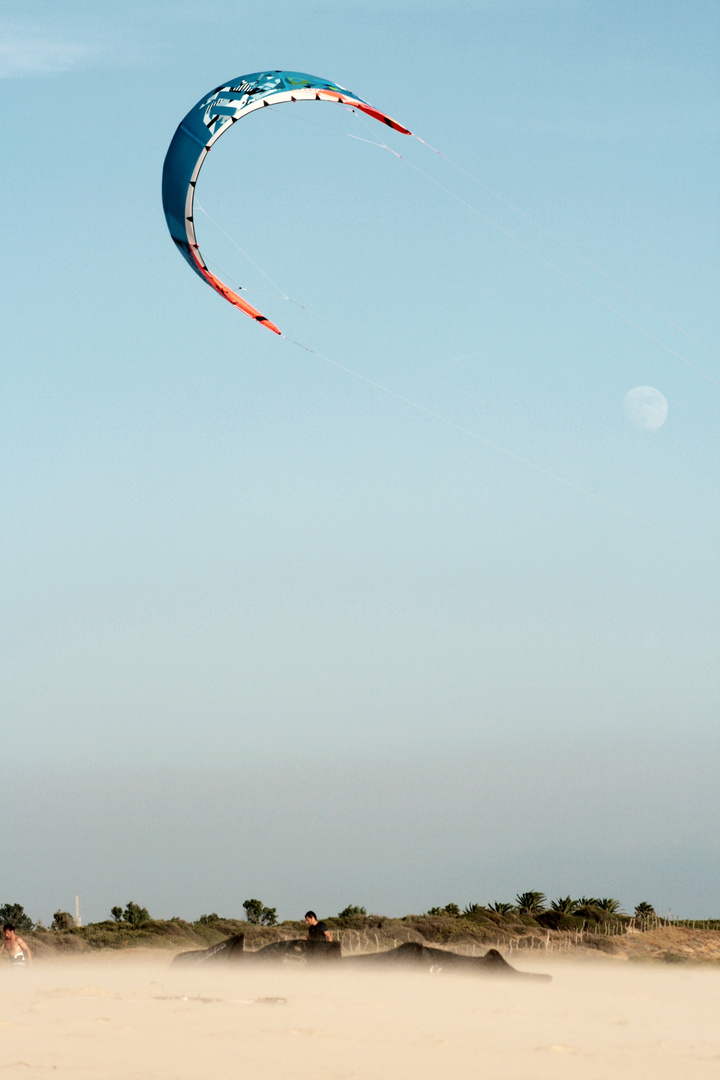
[162,70,411,334]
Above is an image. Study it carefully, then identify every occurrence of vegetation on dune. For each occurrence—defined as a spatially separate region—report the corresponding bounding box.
[463,903,486,916]
[4,893,719,962]
[335,905,368,926]
[426,903,462,917]
[339,905,367,918]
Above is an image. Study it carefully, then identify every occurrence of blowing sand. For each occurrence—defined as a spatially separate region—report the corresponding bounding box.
[1,952,718,1079]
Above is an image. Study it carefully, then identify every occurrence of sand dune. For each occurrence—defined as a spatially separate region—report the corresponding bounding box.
[1,952,718,1079]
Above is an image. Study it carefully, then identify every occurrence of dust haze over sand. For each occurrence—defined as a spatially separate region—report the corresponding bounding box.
[1,953,719,1079]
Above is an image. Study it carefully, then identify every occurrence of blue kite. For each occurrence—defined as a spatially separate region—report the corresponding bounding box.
[162,70,411,334]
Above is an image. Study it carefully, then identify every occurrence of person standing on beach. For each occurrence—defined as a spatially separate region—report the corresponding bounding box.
[304,911,333,942]
[0,924,32,967]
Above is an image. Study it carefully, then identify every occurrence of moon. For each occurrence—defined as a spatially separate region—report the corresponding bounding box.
[623,386,668,430]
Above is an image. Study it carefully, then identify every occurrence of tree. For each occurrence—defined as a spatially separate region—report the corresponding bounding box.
[52,911,75,930]
[196,913,220,925]
[260,906,278,927]
[0,903,34,934]
[111,902,150,927]
[242,899,277,926]
[596,898,622,914]
[515,891,546,916]
[550,896,578,915]
[243,899,264,924]
[489,901,515,915]
[124,902,150,927]
[634,901,655,917]
[575,897,602,917]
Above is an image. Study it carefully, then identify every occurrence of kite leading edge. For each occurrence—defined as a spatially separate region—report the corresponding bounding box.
[162,70,412,334]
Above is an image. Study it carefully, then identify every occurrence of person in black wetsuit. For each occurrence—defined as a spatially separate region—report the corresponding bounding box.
[304,910,333,942]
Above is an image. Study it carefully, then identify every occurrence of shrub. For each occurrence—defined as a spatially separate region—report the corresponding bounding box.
[338,905,367,919]
[537,910,584,931]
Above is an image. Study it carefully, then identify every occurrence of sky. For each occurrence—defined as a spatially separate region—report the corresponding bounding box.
[2,0,719,925]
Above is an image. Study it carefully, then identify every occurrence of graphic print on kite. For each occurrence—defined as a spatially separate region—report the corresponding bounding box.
[162,70,411,335]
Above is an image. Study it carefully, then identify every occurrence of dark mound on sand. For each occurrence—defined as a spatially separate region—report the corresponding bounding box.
[347,941,550,978]
[173,932,247,965]
[173,935,341,966]
[172,934,550,980]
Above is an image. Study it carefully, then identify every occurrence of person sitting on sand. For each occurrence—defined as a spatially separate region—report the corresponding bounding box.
[1,924,32,967]
[304,911,333,942]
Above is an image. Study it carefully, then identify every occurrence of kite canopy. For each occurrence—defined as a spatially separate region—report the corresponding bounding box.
[162,70,411,334]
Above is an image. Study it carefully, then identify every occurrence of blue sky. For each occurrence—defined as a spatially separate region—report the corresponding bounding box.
[2,0,718,924]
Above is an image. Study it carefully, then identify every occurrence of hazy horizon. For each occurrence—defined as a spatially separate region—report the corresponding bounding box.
[6,738,718,926]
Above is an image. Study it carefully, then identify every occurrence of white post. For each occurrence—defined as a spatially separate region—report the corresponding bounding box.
[75,896,81,927]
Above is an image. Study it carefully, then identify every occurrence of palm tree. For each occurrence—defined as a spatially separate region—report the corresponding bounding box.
[426,903,461,917]
[634,901,655,917]
[515,891,546,916]
[489,901,515,915]
[596,898,622,913]
[463,903,484,916]
[575,897,601,916]
[550,896,578,915]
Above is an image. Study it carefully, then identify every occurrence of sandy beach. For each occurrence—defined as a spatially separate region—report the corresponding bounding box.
[1,952,718,1079]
